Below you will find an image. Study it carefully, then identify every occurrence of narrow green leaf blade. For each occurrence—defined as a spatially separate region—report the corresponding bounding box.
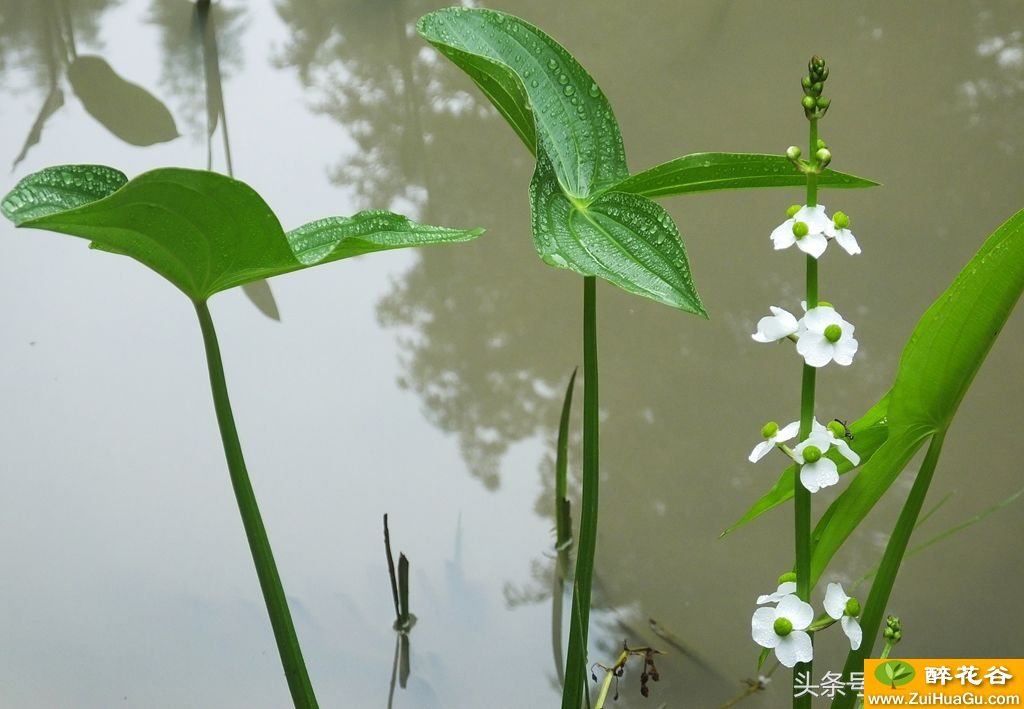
[887,208,1024,431]
[613,153,879,199]
[811,208,1024,583]
[418,7,627,197]
[286,212,483,267]
[1,165,127,225]
[67,56,179,146]
[531,151,705,314]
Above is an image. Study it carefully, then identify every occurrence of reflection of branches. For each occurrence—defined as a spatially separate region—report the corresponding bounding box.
[148,0,245,141]
[955,6,1024,152]
[0,0,113,86]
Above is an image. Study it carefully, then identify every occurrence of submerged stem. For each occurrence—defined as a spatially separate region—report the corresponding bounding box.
[562,276,600,709]
[194,300,318,709]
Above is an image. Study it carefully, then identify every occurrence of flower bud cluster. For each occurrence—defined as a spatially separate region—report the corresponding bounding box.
[802,55,831,119]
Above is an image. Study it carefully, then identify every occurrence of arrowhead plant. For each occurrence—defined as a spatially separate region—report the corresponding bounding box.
[1,164,483,709]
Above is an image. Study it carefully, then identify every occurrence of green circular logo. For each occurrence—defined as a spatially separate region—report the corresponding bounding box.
[874,660,916,688]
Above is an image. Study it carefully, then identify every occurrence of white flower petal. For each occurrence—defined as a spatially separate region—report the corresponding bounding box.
[796,232,828,259]
[794,205,830,235]
[842,616,863,650]
[824,582,849,620]
[834,438,861,466]
[757,581,798,604]
[796,335,834,367]
[752,306,799,342]
[752,607,781,648]
[832,338,859,366]
[775,631,813,667]
[800,459,839,492]
[834,228,861,255]
[802,306,841,331]
[776,421,801,442]
[749,440,775,463]
[776,594,814,629]
[771,220,797,250]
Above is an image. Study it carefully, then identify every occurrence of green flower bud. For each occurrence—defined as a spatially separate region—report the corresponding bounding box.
[786,145,802,161]
[824,324,843,343]
[792,221,809,238]
[811,81,824,96]
[808,55,828,82]
[816,139,828,150]
[786,204,802,218]
[845,598,861,617]
[801,76,813,93]
[778,571,797,584]
[761,421,780,438]
[817,96,831,110]
[802,95,816,111]
[884,627,894,639]
[833,211,850,229]
[816,148,832,166]
[774,617,794,636]
[827,420,847,439]
[802,445,822,463]
[817,300,834,308]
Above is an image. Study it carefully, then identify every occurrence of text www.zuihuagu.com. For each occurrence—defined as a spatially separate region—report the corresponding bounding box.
[866,693,1021,705]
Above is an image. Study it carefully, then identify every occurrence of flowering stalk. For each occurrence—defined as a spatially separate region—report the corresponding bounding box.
[793,60,823,709]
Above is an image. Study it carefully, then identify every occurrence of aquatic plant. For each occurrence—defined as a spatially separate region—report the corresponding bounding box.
[1,164,482,708]
[416,8,876,707]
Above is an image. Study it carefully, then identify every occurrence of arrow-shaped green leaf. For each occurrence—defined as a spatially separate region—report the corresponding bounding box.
[532,149,705,314]
[2,165,483,302]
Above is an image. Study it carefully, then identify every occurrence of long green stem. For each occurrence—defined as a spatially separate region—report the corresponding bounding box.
[194,300,318,709]
[562,276,600,709]
[831,432,946,709]
[793,116,820,709]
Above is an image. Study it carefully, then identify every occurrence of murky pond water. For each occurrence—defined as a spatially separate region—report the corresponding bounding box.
[1,1,1022,707]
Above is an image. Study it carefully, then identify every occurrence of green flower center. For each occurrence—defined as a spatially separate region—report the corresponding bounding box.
[834,211,850,230]
[824,324,843,343]
[846,598,861,617]
[778,571,797,585]
[792,221,809,239]
[803,446,822,463]
[786,204,802,219]
[827,420,846,439]
[761,421,780,438]
[774,617,794,636]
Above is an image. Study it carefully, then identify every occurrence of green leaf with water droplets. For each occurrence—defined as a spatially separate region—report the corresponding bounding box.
[2,165,127,224]
[532,150,705,313]
[612,153,879,199]
[418,7,628,198]
[2,165,483,302]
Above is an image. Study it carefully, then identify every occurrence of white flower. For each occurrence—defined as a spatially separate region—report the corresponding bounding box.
[770,204,831,259]
[756,580,797,604]
[793,432,839,493]
[749,420,800,463]
[752,306,799,343]
[796,305,858,367]
[751,594,814,668]
[812,418,861,466]
[824,582,863,650]
[826,211,861,255]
